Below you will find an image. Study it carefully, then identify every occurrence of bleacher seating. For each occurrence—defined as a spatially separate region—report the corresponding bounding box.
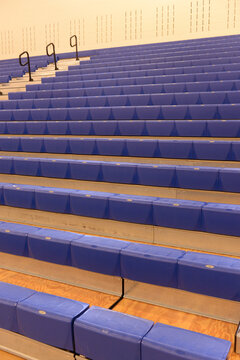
[0,281,231,359]
[0,34,240,359]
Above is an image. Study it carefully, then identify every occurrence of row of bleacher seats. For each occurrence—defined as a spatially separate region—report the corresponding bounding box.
[11,81,240,98]
[1,183,240,236]
[0,120,240,137]
[1,136,240,161]
[2,92,240,108]
[70,56,240,72]
[0,104,240,120]
[0,280,231,359]
[1,156,239,192]
[0,222,239,302]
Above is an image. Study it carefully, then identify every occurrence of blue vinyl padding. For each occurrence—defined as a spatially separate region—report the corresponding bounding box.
[28,228,81,265]
[17,291,89,351]
[74,306,154,360]
[203,203,240,237]
[1,137,240,160]
[1,120,240,137]
[1,182,240,236]
[2,156,240,194]
[0,222,39,256]
[0,104,239,121]
[0,219,239,303]
[121,243,185,288]
[141,322,231,360]
[153,198,205,231]
[71,235,129,276]
[0,282,36,333]
[178,252,240,301]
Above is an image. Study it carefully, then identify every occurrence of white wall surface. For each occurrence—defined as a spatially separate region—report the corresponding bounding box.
[0,0,239,60]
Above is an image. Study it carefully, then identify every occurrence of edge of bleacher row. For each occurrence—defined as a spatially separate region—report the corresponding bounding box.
[0,280,232,360]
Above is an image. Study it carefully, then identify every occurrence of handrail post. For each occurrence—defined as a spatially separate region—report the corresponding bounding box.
[46,42,59,70]
[19,51,33,82]
[70,35,79,61]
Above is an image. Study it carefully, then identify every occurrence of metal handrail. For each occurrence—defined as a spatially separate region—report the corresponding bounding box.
[46,42,58,70]
[70,35,79,61]
[19,51,33,82]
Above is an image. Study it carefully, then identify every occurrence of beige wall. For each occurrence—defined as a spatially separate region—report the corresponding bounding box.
[0,0,240,60]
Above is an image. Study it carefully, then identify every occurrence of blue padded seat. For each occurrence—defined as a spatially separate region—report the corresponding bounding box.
[232,141,240,161]
[0,222,39,257]
[142,84,163,94]
[44,137,69,154]
[112,106,136,120]
[193,140,231,160]
[185,82,209,92]
[69,160,101,181]
[141,322,231,360]
[69,138,96,155]
[74,306,153,360]
[227,91,240,104]
[0,137,20,151]
[207,120,240,137]
[128,94,150,106]
[20,137,44,153]
[126,139,158,157]
[137,164,176,187]
[121,243,185,288]
[158,140,193,159]
[68,108,89,121]
[68,121,92,135]
[68,98,87,108]
[29,109,48,121]
[35,187,70,213]
[6,122,26,135]
[28,228,82,265]
[199,92,226,104]
[151,94,174,106]
[93,121,118,136]
[48,109,68,121]
[25,122,47,135]
[0,122,7,134]
[71,235,130,276]
[101,162,137,184]
[219,168,240,193]
[153,199,205,231]
[17,292,89,351]
[175,120,206,136]
[203,203,240,237]
[70,191,112,218]
[218,104,240,119]
[50,98,69,108]
[0,282,35,333]
[176,166,219,191]
[96,138,126,156]
[0,156,13,174]
[161,105,187,120]
[33,99,51,109]
[103,87,122,96]
[163,83,186,93]
[3,184,35,209]
[175,93,199,105]
[107,95,128,106]
[178,252,240,301]
[13,157,40,176]
[188,104,218,119]
[135,106,160,120]
[40,158,69,178]
[46,121,69,135]
[145,120,175,136]
[109,194,155,224]
[210,80,235,92]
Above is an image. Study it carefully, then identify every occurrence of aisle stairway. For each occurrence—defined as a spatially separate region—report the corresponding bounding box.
[0,34,240,360]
